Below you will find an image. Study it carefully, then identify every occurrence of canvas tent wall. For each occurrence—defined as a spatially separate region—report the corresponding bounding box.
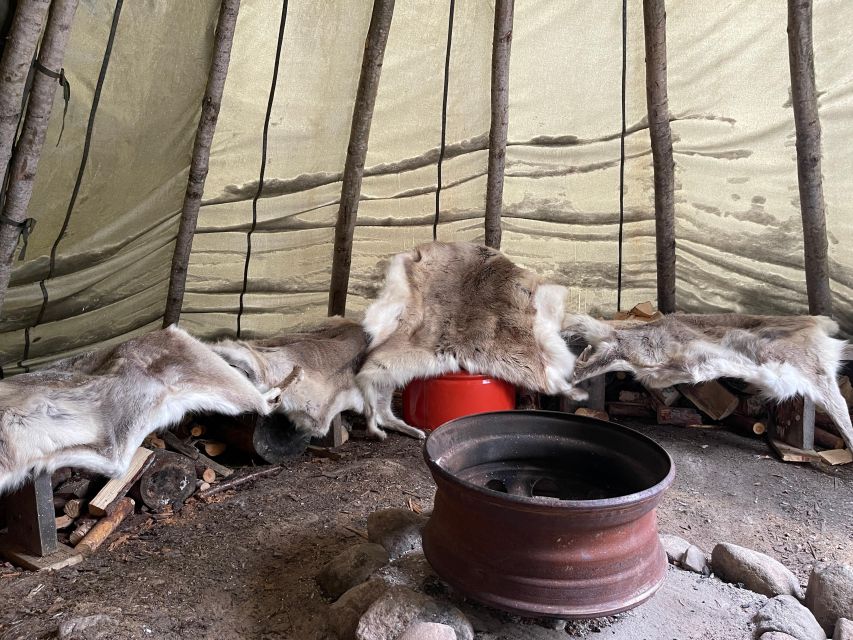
[0,0,851,375]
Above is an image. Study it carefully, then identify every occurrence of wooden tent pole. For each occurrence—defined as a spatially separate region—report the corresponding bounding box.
[787,0,832,316]
[642,0,676,314]
[328,0,395,317]
[0,0,78,316]
[484,0,513,250]
[163,0,242,327]
[0,1,51,195]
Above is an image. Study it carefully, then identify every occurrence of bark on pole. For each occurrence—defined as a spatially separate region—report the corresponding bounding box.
[642,0,676,314]
[484,0,513,250]
[163,0,241,327]
[787,0,832,316]
[0,1,51,192]
[328,0,395,317]
[0,0,79,316]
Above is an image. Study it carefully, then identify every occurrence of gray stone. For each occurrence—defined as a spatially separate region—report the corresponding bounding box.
[317,543,390,600]
[398,621,457,640]
[806,562,853,636]
[355,586,473,640]
[753,595,827,640]
[58,615,117,640]
[328,578,389,640]
[834,618,853,640]
[760,634,801,640]
[660,533,691,565]
[712,543,804,599]
[682,544,710,576]
[367,508,428,560]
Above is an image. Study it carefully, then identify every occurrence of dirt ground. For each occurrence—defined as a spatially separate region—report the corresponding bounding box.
[0,421,851,640]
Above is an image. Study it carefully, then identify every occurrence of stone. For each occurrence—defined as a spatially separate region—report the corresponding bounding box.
[806,562,853,636]
[57,615,117,639]
[660,533,691,565]
[355,586,474,640]
[712,543,804,599]
[398,621,457,640]
[834,619,853,640]
[367,508,428,560]
[753,595,827,640]
[760,634,801,640]
[317,543,390,600]
[328,578,389,640]
[682,544,710,576]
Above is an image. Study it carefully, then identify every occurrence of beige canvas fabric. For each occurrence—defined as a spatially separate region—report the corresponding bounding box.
[1,0,850,373]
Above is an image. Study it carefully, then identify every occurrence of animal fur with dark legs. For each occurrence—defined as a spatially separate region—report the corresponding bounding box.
[358,241,587,440]
[564,313,853,451]
[210,317,369,439]
[0,326,286,495]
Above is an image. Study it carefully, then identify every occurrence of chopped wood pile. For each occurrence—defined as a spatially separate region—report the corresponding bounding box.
[577,302,853,466]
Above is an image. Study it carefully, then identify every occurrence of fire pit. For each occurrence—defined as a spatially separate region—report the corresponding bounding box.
[422,410,675,619]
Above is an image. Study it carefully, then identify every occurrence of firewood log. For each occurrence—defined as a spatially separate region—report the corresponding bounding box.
[69,518,97,545]
[131,450,196,512]
[76,498,135,556]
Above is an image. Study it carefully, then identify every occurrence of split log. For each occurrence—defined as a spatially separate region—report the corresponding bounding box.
[55,515,74,529]
[642,0,676,313]
[63,498,84,519]
[0,0,79,313]
[677,381,738,420]
[484,0,513,249]
[54,477,92,499]
[161,430,199,460]
[131,450,196,512]
[76,497,134,555]
[163,0,242,326]
[328,0,395,316]
[787,0,832,316]
[68,518,96,545]
[725,413,767,437]
[51,468,73,489]
[88,448,154,517]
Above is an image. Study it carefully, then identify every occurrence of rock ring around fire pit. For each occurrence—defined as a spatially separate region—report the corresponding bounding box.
[422,410,675,619]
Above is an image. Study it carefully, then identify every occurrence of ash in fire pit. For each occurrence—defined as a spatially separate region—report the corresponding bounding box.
[422,410,675,619]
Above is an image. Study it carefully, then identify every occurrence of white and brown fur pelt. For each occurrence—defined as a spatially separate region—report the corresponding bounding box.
[358,241,586,440]
[0,326,285,495]
[564,313,853,451]
[209,317,368,439]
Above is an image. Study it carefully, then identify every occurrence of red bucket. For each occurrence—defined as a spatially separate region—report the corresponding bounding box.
[402,372,517,431]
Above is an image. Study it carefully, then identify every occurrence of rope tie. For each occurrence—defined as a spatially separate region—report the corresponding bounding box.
[0,212,36,260]
[33,60,70,146]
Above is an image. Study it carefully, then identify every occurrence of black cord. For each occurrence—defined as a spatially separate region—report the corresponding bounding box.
[433,0,455,241]
[617,0,627,312]
[20,0,124,370]
[237,0,289,338]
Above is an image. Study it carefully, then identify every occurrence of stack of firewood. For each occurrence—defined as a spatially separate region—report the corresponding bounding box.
[574,302,852,466]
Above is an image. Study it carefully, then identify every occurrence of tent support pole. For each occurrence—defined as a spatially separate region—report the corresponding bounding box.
[642,0,676,314]
[484,0,513,250]
[787,0,832,316]
[0,0,79,317]
[328,0,395,317]
[163,0,242,327]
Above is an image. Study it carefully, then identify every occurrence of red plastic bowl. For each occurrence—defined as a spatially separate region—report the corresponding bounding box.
[402,372,517,431]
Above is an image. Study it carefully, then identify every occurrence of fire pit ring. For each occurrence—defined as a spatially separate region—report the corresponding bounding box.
[422,410,675,619]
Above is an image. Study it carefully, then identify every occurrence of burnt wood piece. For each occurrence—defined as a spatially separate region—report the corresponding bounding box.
[787,0,832,316]
[771,396,815,451]
[204,413,311,464]
[164,0,242,326]
[131,450,196,512]
[642,0,676,313]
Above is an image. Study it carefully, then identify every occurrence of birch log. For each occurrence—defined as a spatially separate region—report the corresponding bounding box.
[328,0,395,317]
[642,0,676,314]
[0,0,79,315]
[484,0,513,250]
[787,0,832,316]
[163,0,241,327]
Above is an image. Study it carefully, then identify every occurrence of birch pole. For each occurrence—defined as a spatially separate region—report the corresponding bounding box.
[642,0,676,314]
[0,0,79,315]
[328,0,395,317]
[787,0,832,316]
[484,0,513,250]
[163,0,241,327]
[0,1,51,191]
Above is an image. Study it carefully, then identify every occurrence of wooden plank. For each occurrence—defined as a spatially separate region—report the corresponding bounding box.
[0,541,82,572]
[817,449,852,466]
[88,448,153,517]
[677,381,738,420]
[769,439,821,463]
[2,472,57,556]
[771,396,815,451]
[313,414,350,449]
